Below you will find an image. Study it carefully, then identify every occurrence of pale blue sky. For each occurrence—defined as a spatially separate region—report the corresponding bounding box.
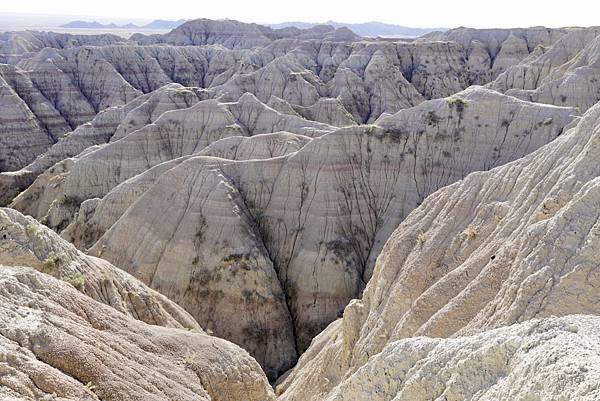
[2,0,598,28]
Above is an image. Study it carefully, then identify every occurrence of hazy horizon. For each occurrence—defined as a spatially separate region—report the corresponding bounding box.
[1,0,598,29]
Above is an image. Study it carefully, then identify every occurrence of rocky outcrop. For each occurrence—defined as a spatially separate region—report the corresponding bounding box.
[131,19,358,49]
[197,131,311,160]
[92,154,300,380]
[292,98,357,126]
[423,26,574,70]
[277,90,600,401]
[0,47,141,172]
[0,30,126,62]
[62,132,310,251]
[491,28,600,112]
[3,23,582,175]
[0,70,54,171]
[64,88,575,378]
[9,94,334,234]
[294,316,600,401]
[59,133,312,378]
[18,47,141,122]
[0,265,274,401]
[0,83,210,205]
[490,33,530,77]
[0,207,199,330]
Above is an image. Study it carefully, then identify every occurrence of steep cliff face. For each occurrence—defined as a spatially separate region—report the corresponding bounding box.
[0,70,54,171]
[277,91,600,401]
[0,83,208,205]
[45,87,572,378]
[491,28,600,112]
[2,23,580,174]
[0,47,141,172]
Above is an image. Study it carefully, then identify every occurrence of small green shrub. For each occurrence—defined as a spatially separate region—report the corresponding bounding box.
[416,231,427,248]
[424,110,442,126]
[447,97,468,114]
[26,223,40,237]
[65,273,86,291]
[42,253,62,273]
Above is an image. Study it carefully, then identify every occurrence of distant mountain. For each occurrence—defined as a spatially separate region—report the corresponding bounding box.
[143,19,188,29]
[268,21,447,37]
[61,20,110,29]
[60,19,187,30]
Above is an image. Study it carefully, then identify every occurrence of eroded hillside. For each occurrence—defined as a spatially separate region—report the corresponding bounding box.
[1,19,600,400]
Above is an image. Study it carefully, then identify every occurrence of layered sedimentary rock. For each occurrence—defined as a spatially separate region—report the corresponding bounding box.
[423,26,574,75]
[62,131,310,253]
[3,22,600,396]
[198,132,311,160]
[0,30,127,62]
[3,22,584,176]
[0,207,199,330]
[0,83,210,205]
[58,87,576,377]
[0,71,54,171]
[213,39,477,123]
[9,94,334,234]
[0,265,274,401]
[0,47,140,171]
[131,19,358,48]
[277,91,600,401]
[491,28,600,112]
[93,154,299,380]
[292,316,600,401]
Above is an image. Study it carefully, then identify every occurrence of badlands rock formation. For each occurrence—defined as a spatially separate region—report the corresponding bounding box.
[60,131,311,251]
[9,93,335,233]
[41,87,572,378]
[0,266,274,401]
[0,83,209,204]
[2,22,587,174]
[0,207,199,329]
[277,89,600,401]
[291,316,600,401]
[491,27,600,112]
[2,19,600,399]
[0,30,126,62]
[131,19,359,48]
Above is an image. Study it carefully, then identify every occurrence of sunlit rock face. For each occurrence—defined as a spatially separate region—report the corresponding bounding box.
[491,28,600,113]
[0,266,275,401]
[277,94,600,401]
[47,87,571,377]
[1,24,579,174]
[2,20,600,397]
[0,207,275,401]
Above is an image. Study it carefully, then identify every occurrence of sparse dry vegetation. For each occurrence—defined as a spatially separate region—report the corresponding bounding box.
[465,225,478,240]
